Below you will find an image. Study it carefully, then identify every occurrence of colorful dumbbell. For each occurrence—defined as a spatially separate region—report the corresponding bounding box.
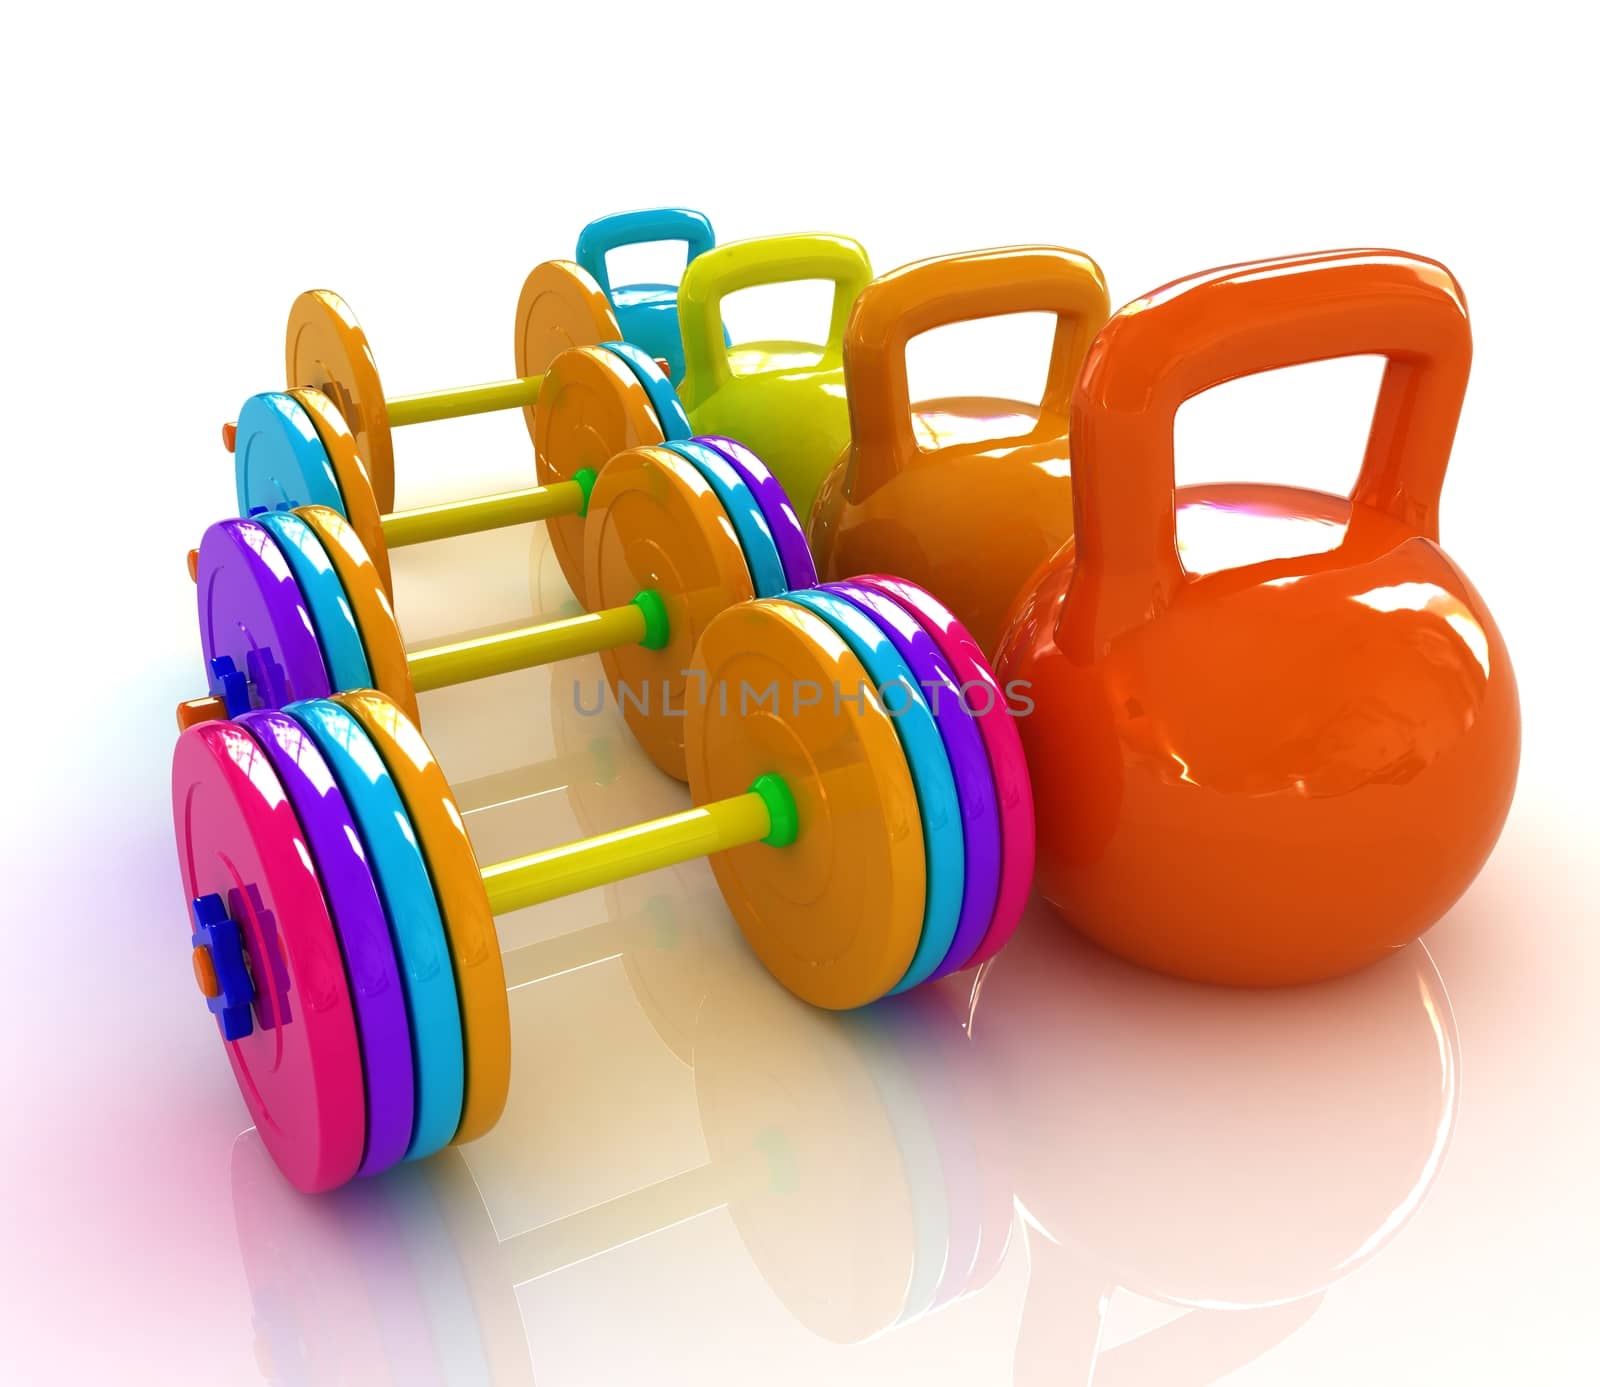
[677,233,873,525]
[996,248,1520,986]
[576,207,723,385]
[808,245,1111,655]
[184,428,817,778]
[174,582,1034,1191]
[228,261,687,604]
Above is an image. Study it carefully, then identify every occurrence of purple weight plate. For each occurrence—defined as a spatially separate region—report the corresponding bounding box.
[696,435,818,590]
[196,519,332,710]
[825,581,1001,978]
[237,709,415,1176]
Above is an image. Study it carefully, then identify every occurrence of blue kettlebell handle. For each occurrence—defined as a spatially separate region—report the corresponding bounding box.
[576,208,717,297]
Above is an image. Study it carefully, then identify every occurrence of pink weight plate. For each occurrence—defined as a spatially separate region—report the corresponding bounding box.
[854,576,1034,965]
[173,722,365,1193]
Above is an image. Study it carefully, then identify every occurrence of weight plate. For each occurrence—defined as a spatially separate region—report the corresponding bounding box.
[289,386,394,597]
[234,391,346,520]
[295,505,419,725]
[697,434,817,591]
[598,341,693,440]
[334,691,511,1148]
[286,290,394,514]
[533,346,667,608]
[195,518,332,711]
[783,589,963,994]
[826,582,1000,978]
[172,721,364,1192]
[288,700,465,1161]
[853,576,1033,968]
[514,259,622,445]
[584,446,755,781]
[661,440,788,598]
[695,984,917,1342]
[237,710,415,1176]
[254,511,373,694]
[684,600,925,1008]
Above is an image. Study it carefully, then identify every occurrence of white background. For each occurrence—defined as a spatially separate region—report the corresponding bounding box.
[1,2,1595,1383]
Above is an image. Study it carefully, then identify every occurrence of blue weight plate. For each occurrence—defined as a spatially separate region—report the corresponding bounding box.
[235,392,347,519]
[779,590,963,992]
[659,440,788,599]
[598,341,693,440]
[253,511,373,693]
[697,435,817,591]
[286,700,465,1162]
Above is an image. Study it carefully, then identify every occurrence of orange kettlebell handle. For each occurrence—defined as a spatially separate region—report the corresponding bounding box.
[1069,249,1472,640]
[842,246,1110,504]
[677,233,873,408]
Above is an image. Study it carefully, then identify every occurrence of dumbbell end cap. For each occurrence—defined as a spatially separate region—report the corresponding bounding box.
[222,421,238,453]
[177,696,228,732]
[751,773,799,848]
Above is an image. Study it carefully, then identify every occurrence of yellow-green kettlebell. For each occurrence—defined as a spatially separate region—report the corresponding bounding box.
[677,233,872,525]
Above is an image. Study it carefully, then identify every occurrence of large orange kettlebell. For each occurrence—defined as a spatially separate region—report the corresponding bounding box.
[995,250,1520,986]
[808,247,1109,656]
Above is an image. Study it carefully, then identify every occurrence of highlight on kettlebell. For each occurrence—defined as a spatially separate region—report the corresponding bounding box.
[173,586,1034,1192]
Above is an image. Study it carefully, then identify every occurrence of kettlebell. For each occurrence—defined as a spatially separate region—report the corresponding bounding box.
[677,232,873,525]
[575,207,721,385]
[808,246,1109,655]
[996,250,1520,986]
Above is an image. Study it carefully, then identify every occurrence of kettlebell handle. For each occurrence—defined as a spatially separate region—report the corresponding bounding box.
[842,246,1110,504]
[575,208,717,298]
[1069,249,1473,640]
[677,233,873,408]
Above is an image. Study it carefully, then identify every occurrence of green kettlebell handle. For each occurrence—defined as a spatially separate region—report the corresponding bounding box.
[677,233,873,410]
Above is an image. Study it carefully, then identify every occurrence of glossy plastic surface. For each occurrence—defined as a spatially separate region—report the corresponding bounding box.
[295,506,419,724]
[599,341,694,439]
[698,435,817,590]
[826,582,1000,978]
[514,260,623,447]
[194,519,331,711]
[335,692,512,1148]
[286,290,394,513]
[577,208,716,384]
[781,590,961,993]
[234,391,345,519]
[994,249,1521,985]
[684,600,926,1008]
[237,710,414,1177]
[583,447,756,780]
[171,721,364,1193]
[855,575,1032,968]
[288,700,466,1158]
[661,440,789,598]
[809,246,1109,656]
[290,387,394,595]
[533,345,669,607]
[677,233,872,526]
[253,511,373,692]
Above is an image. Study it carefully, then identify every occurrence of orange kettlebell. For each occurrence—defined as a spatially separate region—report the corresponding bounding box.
[808,247,1110,655]
[995,250,1520,986]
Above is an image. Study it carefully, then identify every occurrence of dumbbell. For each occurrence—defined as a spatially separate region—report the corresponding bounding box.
[576,207,724,385]
[677,232,873,526]
[808,244,1111,656]
[184,425,820,779]
[224,260,685,606]
[174,581,1034,1192]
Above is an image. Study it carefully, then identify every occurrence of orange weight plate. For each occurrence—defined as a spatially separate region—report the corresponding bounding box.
[534,346,668,607]
[334,691,511,1147]
[295,505,419,724]
[685,600,925,1008]
[287,290,395,514]
[513,259,622,440]
[289,386,393,596]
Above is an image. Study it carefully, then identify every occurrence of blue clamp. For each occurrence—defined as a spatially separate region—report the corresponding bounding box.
[209,656,251,717]
[191,893,255,1041]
